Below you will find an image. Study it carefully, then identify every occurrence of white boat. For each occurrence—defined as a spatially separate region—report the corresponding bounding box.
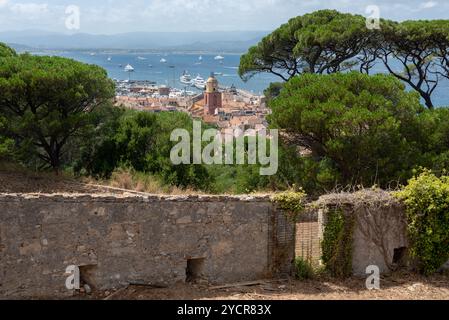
[107,57,112,61]
[160,58,167,63]
[124,64,135,72]
[214,55,224,60]
[214,72,223,76]
[148,64,153,68]
[195,55,203,65]
[180,71,193,85]
[193,74,206,90]
[137,56,147,60]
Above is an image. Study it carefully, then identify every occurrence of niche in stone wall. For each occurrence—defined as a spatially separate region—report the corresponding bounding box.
[186,258,205,283]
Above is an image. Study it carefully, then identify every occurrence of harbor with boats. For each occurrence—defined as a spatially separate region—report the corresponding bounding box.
[49,51,275,135]
[53,51,278,95]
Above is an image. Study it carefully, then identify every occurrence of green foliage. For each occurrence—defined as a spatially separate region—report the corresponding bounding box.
[239,10,376,81]
[321,209,355,278]
[264,82,284,102]
[269,72,426,189]
[0,54,115,171]
[240,11,449,108]
[0,43,16,58]
[413,108,449,175]
[294,257,315,280]
[0,116,14,160]
[76,110,211,190]
[273,190,307,222]
[396,171,449,275]
[378,20,449,109]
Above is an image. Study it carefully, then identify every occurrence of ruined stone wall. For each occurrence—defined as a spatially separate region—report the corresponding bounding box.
[0,194,295,299]
[314,191,409,275]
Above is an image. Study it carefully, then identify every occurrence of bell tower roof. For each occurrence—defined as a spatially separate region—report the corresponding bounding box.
[205,73,219,93]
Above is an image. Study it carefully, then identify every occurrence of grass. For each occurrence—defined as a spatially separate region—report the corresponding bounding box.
[294,257,316,280]
[83,168,203,195]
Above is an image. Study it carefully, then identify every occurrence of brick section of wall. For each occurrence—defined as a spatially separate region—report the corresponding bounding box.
[269,207,296,276]
[295,211,322,266]
[296,222,321,266]
[0,194,295,298]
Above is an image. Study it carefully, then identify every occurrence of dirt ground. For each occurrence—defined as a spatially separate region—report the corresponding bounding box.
[89,273,449,300]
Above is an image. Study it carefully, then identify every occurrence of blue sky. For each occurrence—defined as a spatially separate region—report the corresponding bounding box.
[0,0,447,34]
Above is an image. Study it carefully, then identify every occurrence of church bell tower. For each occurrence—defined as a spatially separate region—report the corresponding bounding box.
[204,73,222,115]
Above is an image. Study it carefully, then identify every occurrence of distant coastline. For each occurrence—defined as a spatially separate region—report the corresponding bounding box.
[15,47,247,56]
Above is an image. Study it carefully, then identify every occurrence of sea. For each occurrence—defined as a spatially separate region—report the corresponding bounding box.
[46,51,449,106]
[51,52,276,96]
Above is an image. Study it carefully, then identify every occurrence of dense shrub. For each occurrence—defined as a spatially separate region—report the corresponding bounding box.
[272,190,307,222]
[396,171,449,275]
[75,110,211,190]
[0,116,14,160]
[0,43,16,58]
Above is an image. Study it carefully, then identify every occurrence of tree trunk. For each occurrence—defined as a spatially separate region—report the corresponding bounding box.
[422,93,434,110]
[49,144,61,175]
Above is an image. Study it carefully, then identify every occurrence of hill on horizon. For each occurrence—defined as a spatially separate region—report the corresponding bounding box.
[0,30,268,52]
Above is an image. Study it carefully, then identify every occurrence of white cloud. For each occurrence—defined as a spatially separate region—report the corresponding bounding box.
[0,0,447,33]
[420,1,438,9]
[10,2,49,16]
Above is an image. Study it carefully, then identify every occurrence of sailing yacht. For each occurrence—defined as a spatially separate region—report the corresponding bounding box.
[194,55,203,65]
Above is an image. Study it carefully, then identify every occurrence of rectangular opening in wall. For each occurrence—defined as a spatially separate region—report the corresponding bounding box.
[186,258,205,283]
[79,264,98,290]
[392,247,407,267]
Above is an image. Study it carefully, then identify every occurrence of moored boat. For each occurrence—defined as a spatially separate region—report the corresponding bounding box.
[124,64,135,72]
[193,74,206,90]
[180,71,193,85]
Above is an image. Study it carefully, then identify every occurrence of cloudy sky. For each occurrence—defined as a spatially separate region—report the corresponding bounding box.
[0,0,447,34]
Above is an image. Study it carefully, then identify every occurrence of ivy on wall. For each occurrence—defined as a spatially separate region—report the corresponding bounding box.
[321,208,355,278]
[396,171,449,275]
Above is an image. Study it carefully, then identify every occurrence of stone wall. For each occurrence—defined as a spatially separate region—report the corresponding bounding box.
[314,191,409,275]
[0,194,295,299]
